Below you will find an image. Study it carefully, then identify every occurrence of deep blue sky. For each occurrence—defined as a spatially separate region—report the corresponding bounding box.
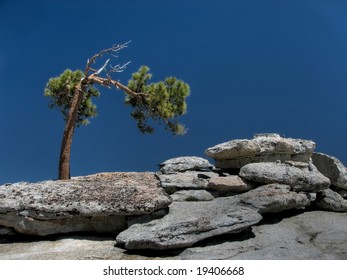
[1,0,347,184]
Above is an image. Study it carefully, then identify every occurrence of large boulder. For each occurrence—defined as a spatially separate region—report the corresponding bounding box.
[116,198,262,250]
[239,161,330,192]
[159,156,214,174]
[205,133,315,169]
[312,152,347,189]
[0,172,172,236]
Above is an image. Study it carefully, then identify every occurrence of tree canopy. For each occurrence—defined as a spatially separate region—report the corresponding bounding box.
[126,66,190,134]
[44,63,190,135]
[44,69,100,127]
[43,42,190,179]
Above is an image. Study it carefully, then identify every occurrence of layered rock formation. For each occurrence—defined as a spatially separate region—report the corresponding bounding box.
[116,134,346,250]
[0,172,171,235]
[2,211,346,260]
[1,133,347,259]
[205,133,315,169]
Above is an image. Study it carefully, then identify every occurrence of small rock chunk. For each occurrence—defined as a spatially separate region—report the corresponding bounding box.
[312,152,347,189]
[157,171,219,194]
[315,189,347,212]
[207,176,255,194]
[159,156,214,174]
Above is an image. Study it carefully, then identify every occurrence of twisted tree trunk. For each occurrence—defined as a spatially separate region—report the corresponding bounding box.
[57,75,143,180]
[58,82,85,180]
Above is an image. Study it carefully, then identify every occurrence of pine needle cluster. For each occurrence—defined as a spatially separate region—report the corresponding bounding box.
[44,69,100,127]
[126,66,190,135]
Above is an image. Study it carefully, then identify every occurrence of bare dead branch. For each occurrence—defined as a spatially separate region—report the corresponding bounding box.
[95,59,110,75]
[107,61,132,77]
[84,41,131,76]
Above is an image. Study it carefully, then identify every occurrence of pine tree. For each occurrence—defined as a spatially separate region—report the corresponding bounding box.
[44,42,190,180]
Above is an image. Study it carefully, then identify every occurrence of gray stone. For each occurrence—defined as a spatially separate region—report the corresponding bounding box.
[312,152,347,189]
[157,171,219,194]
[0,214,127,236]
[2,211,347,260]
[159,156,214,174]
[127,209,169,227]
[314,189,347,212]
[0,172,172,236]
[170,190,214,201]
[239,162,330,192]
[239,184,311,214]
[205,133,315,169]
[116,199,262,250]
[181,211,347,260]
[0,235,178,260]
[207,175,254,194]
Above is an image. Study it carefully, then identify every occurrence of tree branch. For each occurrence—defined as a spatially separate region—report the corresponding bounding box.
[84,41,131,76]
[84,42,144,100]
[89,76,147,99]
[95,59,110,75]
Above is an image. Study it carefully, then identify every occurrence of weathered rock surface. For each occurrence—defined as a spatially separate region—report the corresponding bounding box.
[116,181,316,251]
[170,190,214,201]
[239,184,310,214]
[159,156,214,174]
[239,162,330,192]
[0,172,172,236]
[181,211,347,260]
[157,171,219,194]
[0,214,127,236]
[205,133,315,169]
[207,175,254,194]
[314,189,347,212]
[0,235,176,260]
[116,199,262,250]
[312,152,347,189]
[2,211,346,260]
[1,133,347,259]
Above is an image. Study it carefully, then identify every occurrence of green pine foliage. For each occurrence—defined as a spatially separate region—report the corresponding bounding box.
[126,66,190,135]
[44,69,100,127]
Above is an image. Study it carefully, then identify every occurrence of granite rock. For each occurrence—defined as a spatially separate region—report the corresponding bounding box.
[239,162,330,192]
[205,133,315,169]
[181,211,347,260]
[207,175,254,194]
[116,198,262,250]
[312,152,347,189]
[0,172,172,236]
[170,190,214,201]
[239,184,311,214]
[314,189,347,212]
[1,211,347,260]
[159,156,214,174]
[157,171,219,194]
